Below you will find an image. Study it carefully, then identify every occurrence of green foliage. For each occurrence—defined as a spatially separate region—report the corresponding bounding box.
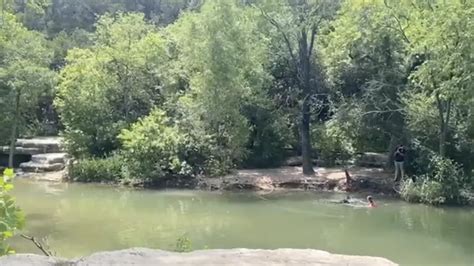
[2,0,473,206]
[405,1,474,158]
[13,0,195,36]
[401,179,448,206]
[241,99,292,168]
[119,107,232,183]
[401,156,468,205]
[70,156,123,183]
[0,12,56,144]
[168,0,269,170]
[56,13,167,158]
[174,234,192,253]
[119,109,193,182]
[320,0,407,152]
[0,169,25,255]
[312,120,354,166]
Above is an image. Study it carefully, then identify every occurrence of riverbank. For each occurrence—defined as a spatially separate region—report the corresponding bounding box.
[2,136,396,195]
[17,165,397,195]
[198,166,394,194]
[0,248,398,266]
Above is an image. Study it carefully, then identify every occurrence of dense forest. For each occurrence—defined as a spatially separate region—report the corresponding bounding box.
[1,0,473,206]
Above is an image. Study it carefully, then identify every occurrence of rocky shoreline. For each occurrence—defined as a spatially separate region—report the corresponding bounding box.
[2,137,397,195]
[13,165,398,196]
[0,248,398,266]
[147,166,397,195]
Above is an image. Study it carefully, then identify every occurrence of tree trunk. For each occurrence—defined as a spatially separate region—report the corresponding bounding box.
[439,98,451,157]
[301,97,314,175]
[435,94,451,157]
[8,89,21,168]
[386,135,398,169]
[299,30,314,175]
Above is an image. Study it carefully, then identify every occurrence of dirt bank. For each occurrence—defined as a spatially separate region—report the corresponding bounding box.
[197,166,395,195]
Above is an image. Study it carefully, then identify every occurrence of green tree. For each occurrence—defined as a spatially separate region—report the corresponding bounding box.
[320,0,408,159]
[55,13,167,157]
[404,1,474,158]
[255,0,340,175]
[0,13,55,167]
[168,0,269,171]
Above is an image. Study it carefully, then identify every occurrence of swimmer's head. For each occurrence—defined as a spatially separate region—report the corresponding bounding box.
[367,195,374,203]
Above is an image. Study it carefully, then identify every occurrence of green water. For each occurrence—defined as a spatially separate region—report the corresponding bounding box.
[10,180,474,266]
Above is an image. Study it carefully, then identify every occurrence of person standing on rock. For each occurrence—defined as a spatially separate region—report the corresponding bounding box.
[393,145,406,182]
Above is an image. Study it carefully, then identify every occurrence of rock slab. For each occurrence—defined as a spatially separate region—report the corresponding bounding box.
[0,248,398,266]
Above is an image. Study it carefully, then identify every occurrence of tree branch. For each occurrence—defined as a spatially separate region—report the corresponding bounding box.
[435,92,445,127]
[383,0,411,44]
[308,26,316,58]
[20,234,53,257]
[361,108,404,117]
[445,97,452,128]
[254,4,298,69]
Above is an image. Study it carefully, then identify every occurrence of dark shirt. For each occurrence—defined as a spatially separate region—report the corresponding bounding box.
[394,151,405,162]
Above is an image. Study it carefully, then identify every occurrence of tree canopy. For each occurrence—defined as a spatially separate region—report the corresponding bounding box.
[1,0,473,206]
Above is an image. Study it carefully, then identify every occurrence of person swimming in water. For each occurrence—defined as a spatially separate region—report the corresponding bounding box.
[367,195,377,208]
[330,195,376,208]
[341,195,351,203]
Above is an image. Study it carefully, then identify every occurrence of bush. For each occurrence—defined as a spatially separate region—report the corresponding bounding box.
[0,168,25,255]
[401,155,468,205]
[119,109,225,183]
[401,179,446,205]
[175,234,192,252]
[400,179,421,203]
[312,121,355,166]
[71,156,123,183]
[241,105,292,168]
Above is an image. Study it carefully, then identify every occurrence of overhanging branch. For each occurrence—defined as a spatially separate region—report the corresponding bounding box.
[253,4,298,69]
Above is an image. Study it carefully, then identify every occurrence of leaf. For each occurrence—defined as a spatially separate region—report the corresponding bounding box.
[3,168,14,178]
[3,184,13,192]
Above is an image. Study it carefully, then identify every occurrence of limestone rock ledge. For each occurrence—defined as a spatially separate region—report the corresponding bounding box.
[0,248,398,266]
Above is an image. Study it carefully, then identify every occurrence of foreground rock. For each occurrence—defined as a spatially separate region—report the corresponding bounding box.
[0,248,398,266]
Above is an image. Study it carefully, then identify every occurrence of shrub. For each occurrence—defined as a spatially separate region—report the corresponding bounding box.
[241,105,292,168]
[400,179,421,203]
[175,234,192,252]
[119,109,224,183]
[401,155,468,205]
[71,156,123,183]
[401,179,446,205]
[0,169,25,255]
[312,121,355,166]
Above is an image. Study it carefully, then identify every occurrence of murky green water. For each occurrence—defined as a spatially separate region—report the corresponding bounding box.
[9,180,474,265]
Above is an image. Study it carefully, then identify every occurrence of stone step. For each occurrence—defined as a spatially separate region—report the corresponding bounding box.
[15,137,64,153]
[0,146,43,155]
[31,153,68,164]
[19,161,65,173]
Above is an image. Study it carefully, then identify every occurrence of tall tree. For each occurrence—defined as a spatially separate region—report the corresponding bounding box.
[255,0,339,175]
[0,13,55,167]
[320,0,408,161]
[168,0,268,172]
[405,1,474,157]
[55,13,166,157]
